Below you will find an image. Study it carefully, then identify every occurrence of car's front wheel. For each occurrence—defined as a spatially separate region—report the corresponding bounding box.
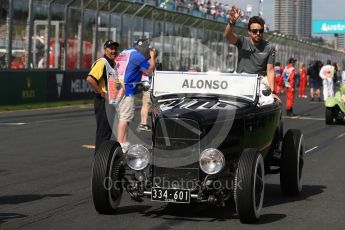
[235,149,265,223]
[92,141,124,214]
[280,129,304,196]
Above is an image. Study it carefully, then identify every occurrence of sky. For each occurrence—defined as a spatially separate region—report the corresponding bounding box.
[223,0,345,39]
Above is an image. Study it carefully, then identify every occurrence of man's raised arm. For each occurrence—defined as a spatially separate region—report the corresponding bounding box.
[224,6,241,44]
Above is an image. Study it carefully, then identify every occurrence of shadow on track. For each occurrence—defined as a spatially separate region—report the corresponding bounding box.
[142,202,285,224]
[264,184,326,207]
[114,205,152,215]
[112,184,325,224]
[0,213,27,226]
[142,203,235,222]
[0,194,71,205]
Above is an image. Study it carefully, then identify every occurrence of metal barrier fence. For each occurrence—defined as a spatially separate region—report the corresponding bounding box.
[0,0,344,72]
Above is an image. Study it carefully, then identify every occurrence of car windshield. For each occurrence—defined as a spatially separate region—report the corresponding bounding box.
[152,71,259,102]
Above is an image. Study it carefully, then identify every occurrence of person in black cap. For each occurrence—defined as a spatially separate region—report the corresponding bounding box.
[115,38,156,152]
[86,39,119,152]
[308,60,322,101]
[283,57,297,116]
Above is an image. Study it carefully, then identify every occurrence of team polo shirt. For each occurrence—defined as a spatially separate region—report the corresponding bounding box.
[235,35,275,75]
[116,48,150,96]
[88,56,115,93]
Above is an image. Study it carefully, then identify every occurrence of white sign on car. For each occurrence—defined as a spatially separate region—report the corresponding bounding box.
[152,71,259,102]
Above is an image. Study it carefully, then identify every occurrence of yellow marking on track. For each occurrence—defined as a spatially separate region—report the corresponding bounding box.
[82,145,95,149]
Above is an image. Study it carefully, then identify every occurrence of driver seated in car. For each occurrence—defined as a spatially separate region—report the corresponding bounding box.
[224,6,281,106]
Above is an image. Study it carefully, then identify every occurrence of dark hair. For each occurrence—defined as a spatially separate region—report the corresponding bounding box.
[326,59,331,65]
[248,16,265,30]
[333,62,338,71]
[275,62,281,66]
[288,57,296,64]
[103,40,119,49]
[313,60,322,71]
[134,38,151,59]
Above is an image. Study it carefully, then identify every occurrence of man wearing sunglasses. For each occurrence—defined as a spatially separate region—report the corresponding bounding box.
[224,6,280,104]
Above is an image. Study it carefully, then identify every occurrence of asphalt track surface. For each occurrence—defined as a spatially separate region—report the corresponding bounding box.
[1,95,345,230]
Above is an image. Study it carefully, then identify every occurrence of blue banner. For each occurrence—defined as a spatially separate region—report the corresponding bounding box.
[313,20,345,34]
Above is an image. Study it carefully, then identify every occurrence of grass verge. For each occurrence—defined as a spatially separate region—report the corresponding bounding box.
[0,99,93,112]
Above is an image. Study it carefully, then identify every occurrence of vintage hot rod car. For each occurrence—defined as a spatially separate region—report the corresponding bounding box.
[91,72,304,223]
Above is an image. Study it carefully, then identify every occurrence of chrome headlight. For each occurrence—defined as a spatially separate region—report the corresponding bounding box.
[199,148,225,175]
[126,144,150,170]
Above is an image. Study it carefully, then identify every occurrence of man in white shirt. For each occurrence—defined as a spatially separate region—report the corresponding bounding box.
[319,60,335,100]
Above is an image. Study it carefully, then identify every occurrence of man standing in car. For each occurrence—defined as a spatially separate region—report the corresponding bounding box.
[86,40,119,152]
[224,5,280,104]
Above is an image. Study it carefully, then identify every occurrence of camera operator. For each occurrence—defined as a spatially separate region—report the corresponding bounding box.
[137,47,159,132]
[115,39,156,152]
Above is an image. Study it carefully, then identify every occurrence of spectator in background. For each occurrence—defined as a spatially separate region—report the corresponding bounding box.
[116,39,156,152]
[298,63,307,98]
[35,35,46,68]
[86,40,120,152]
[333,62,339,91]
[274,62,284,95]
[283,58,297,116]
[0,54,5,68]
[319,60,335,101]
[308,60,322,102]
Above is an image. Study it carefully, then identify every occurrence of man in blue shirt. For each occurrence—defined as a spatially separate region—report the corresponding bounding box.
[115,39,156,152]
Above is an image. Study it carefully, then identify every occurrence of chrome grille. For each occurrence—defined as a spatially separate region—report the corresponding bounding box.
[153,118,200,189]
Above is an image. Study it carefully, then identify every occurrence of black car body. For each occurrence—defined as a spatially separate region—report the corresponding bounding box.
[92,71,304,223]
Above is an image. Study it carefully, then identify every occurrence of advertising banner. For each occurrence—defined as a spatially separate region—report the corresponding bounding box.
[46,71,64,101]
[0,71,47,105]
[313,20,345,34]
[0,70,92,105]
[60,71,93,100]
[47,70,92,101]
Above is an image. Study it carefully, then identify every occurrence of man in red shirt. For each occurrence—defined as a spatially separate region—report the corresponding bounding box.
[283,58,296,116]
[274,62,284,95]
[298,63,308,98]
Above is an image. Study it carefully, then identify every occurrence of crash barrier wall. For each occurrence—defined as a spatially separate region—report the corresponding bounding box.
[0,70,92,105]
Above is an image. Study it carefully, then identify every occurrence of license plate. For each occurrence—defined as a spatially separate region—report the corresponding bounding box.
[151,187,190,203]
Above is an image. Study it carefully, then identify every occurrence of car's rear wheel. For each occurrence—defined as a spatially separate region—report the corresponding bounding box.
[280,129,304,196]
[325,107,334,125]
[235,149,265,223]
[92,140,124,214]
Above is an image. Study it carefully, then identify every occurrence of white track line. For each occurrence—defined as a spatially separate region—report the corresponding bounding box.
[305,146,318,154]
[336,132,345,139]
[0,122,26,125]
[283,116,324,121]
